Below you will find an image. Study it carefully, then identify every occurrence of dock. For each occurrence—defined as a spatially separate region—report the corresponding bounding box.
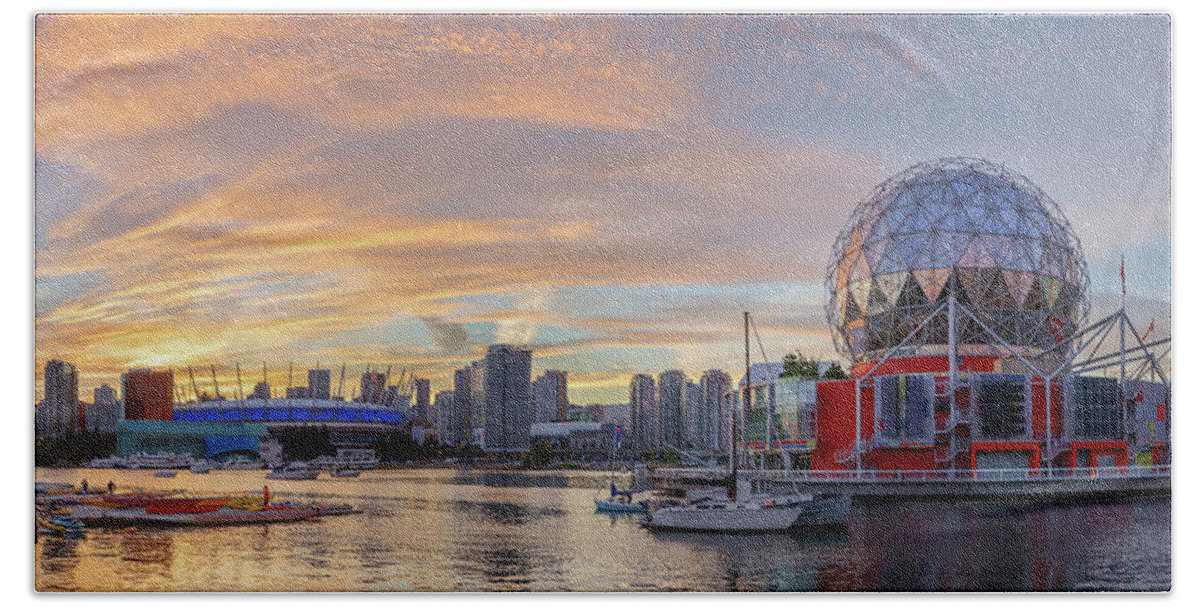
[651,465,1171,502]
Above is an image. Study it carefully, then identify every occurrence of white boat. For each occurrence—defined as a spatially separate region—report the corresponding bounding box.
[125,452,194,470]
[265,462,321,480]
[329,469,361,478]
[643,494,849,532]
[642,312,851,533]
[189,460,214,474]
[219,455,265,470]
[88,456,123,469]
[333,450,380,470]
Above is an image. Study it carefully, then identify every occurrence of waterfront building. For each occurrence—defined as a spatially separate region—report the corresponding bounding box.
[117,419,269,461]
[469,359,487,430]
[799,158,1170,473]
[251,381,271,400]
[483,344,533,452]
[360,372,388,405]
[698,370,731,451]
[88,384,120,433]
[685,381,701,447]
[658,370,687,449]
[43,359,80,436]
[285,386,311,399]
[434,390,455,441]
[413,378,431,418]
[564,404,600,422]
[629,374,659,453]
[451,367,473,446]
[35,402,49,438]
[172,397,406,449]
[308,368,332,400]
[122,369,174,422]
[533,370,568,423]
[530,421,621,459]
[595,403,630,426]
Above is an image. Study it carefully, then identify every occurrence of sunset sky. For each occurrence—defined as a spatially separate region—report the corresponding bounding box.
[33,13,1171,404]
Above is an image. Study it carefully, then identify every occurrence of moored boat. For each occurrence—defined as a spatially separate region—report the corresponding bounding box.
[153,471,178,478]
[70,505,323,526]
[643,494,850,532]
[36,509,86,536]
[594,482,647,513]
[189,460,214,474]
[88,456,123,469]
[329,468,361,478]
[219,455,265,470]
[265,462,320,480]
[125,452,194,470]
[641,313,851,533]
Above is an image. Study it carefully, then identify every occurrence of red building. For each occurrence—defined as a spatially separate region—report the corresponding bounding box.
[122,369,175,421]
[806,159,1167,474]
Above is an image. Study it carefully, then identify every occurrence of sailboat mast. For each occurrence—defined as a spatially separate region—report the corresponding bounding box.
[734,311,750,501]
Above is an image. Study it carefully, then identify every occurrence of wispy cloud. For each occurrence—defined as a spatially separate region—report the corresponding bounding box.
[34,14,1171,402]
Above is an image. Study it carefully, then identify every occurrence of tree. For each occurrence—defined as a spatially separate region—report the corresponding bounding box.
[527,438,555,469]
[822,363,850,380]
[781,351,820,378]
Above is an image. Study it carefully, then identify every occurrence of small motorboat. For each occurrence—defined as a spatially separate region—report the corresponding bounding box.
[189,460,214,474]
[153,471,178,478]
[594,482,647,514]
[329,468,361,478]
[265,462,320,480]
[36,509,86,536]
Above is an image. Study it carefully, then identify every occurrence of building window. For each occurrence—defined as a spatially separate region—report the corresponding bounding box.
[974,374,1029,440]
[1071,376,1122,440]
[875,375,933,441]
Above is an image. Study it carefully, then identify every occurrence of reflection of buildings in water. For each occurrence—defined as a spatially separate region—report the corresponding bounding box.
[840,501,1167,591]
[449,488,552,591]
[37,537,81,585]
[651,528,851,591]
[118,528,174,572]
[476,546,535,590]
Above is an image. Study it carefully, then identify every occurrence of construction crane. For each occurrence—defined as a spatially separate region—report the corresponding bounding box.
[235,363,244,401]
[381,365,392,405]
[337,363,346,400]
[210,364,222,401]
[188,366,200,403]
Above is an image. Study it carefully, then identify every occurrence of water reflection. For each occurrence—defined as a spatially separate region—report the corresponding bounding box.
[34,468,1170,592]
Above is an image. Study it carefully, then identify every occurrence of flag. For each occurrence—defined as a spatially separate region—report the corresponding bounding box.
[1141,320,1155,343]
[1121,255,1126,297]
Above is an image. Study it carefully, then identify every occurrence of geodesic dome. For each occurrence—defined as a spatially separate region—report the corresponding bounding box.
[826,158,1089,364]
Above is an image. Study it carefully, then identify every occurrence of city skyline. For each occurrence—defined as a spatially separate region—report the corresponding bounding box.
[34,14,1171,404]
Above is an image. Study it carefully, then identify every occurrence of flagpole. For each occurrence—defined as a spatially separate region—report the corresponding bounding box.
[1120,254,1128,445]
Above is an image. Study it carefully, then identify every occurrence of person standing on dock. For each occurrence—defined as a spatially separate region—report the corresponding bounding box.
[80,479,88,493]
[263,485,270,506]
[107,480,114,494]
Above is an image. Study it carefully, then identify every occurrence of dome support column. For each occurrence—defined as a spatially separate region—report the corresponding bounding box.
[948,291,957,473]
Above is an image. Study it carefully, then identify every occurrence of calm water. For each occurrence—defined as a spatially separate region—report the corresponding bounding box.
[34,467,1170,592]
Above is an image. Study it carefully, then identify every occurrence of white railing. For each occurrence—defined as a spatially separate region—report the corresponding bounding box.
[653,465,1170,483]
[748,465,1171,483]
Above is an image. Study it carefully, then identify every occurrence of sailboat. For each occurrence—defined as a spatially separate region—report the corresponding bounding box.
[594,426,648,513]
[643,312,851,532]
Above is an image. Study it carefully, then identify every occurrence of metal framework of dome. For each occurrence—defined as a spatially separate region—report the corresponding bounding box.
[826,158,1090,364]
